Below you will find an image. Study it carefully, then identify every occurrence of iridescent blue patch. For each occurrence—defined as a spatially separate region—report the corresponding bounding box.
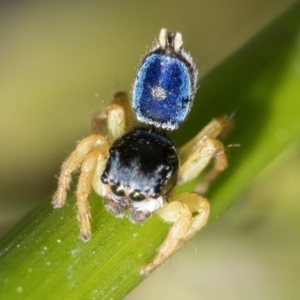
[133,53,195,130]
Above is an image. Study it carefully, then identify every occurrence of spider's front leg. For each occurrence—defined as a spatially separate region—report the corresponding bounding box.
[141,192,210,275]
[52,134,108,208]
[52,136,109,240]
[76,150,107,241]
[53,92,132,240]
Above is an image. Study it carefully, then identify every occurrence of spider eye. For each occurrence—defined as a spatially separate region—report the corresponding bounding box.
[152,193,160,199]
[100,173,108,184]
[111,185,125,197]
[129,190,145,201]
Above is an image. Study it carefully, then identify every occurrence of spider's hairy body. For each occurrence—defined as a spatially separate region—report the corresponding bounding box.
[101,128,179,223]
[53,29,232,275]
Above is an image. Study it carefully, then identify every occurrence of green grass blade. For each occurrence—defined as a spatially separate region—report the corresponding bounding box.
[1,4,300,300]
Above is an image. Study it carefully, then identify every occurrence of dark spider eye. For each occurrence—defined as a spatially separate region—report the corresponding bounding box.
[100,174,108,184]
[111,185,125,197]
[151,193,160,199]
[129,190,145,201]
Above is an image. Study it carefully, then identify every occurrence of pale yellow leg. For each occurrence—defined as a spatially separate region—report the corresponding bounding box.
[53,96,128,208]
[141,192,210,275]
[195,149,228,195]
[178,136,227,187]
[179,116,232,162]
[52,135,107,208]
[53,94,129,240]
[111,91,135,131]
[92,152,108,197]
[178,116,232,194]
[76,151,103,241]
[91,92,134,142]
[175,193,210,248]
[141,201,192,275]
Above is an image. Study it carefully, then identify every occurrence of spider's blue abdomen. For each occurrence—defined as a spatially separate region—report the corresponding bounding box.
[133,31,197,131]
[133,54,192,130]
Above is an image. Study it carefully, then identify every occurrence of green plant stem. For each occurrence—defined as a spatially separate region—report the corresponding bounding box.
[1,4,300,300]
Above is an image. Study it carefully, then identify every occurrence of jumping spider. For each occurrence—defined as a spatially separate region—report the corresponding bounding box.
[52,29,232,275]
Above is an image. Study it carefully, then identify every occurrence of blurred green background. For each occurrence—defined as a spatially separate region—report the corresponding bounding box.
[0,1,299,299]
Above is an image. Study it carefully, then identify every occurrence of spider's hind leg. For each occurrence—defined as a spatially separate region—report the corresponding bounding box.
[91,91,135,143]
[178,116,233,194]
